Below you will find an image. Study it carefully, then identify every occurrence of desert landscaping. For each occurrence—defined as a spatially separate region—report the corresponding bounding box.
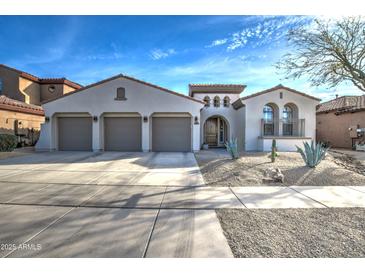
[195,149,365,186]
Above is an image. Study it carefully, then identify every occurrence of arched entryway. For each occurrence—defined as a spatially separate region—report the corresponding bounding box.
[204,116,229,147]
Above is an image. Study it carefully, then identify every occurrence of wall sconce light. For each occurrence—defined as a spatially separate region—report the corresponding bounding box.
[93,116,98,122]
[143,116,148,123]
[194,116,199,125]
[45,116,50,123]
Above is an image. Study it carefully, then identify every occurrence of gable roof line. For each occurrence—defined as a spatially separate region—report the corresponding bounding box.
[42,73,205,105]
[240,84,321,102]
[0,64,82,89]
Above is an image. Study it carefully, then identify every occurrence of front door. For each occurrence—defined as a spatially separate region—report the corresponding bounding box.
[205,118,218,146]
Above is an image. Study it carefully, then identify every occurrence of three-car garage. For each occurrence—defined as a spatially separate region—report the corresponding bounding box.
[37,74,203,152]
[56,114,193,152]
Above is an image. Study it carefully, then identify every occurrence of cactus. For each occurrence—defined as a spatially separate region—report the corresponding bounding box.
[270,139,278,163]
[296,141,329,168]
[225,138,239,159]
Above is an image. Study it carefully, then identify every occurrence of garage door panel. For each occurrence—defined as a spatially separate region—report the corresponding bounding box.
[104,117,142,151]
[152,117,191,152]
[58,117,92,151]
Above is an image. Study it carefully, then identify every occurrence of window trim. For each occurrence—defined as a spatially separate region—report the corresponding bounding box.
[115,87,127,101]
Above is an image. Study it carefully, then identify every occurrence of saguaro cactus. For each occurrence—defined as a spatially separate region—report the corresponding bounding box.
[271,139,278,163]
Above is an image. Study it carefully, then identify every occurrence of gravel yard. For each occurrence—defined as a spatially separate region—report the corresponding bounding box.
[195,149,365,186]
[216,208,365,258]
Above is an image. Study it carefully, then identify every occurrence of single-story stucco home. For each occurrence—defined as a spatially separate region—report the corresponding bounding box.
[35,74,320,152]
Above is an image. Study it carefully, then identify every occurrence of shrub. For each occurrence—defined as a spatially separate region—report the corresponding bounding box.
[296,141,329,168]
[225,138,239,159]
[0,134,18,152]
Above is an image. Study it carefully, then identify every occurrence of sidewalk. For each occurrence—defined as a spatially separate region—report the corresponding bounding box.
[162,185,365,209]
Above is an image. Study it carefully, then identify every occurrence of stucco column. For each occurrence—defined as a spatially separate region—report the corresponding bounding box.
[193,120,201,152]
[142,114,150,152]
[92,116,101,151]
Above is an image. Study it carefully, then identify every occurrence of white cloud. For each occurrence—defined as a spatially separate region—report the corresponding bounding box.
[150,48,176,60]
[206,38,228,48]
[214,16,314,51]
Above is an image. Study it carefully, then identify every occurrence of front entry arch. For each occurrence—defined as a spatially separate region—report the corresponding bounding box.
[204,116,229,147]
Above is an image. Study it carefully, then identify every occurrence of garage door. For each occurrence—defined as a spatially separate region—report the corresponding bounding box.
[58,117,92,151]
[104,117,142,151]
[152,117,191,152]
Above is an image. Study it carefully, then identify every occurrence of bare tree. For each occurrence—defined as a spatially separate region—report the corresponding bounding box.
[276,16,365,91]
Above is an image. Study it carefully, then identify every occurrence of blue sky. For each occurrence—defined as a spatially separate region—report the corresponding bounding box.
[0,16,362,101]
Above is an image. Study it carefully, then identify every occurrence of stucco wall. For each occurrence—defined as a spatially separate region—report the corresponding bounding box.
[0,109,44,145]
[242,88,318,151]
[317,111,365,148]
[40,84,65,103]
[19,77,41,105]
[259,137,312,152]
[36,77,203,152]
[63,84,77,94]
[0,66,25,102]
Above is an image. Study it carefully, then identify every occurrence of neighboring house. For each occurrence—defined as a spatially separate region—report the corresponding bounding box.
[317,95,365,149]
[0,64,82,145]
[0,96,44,145]
[36,74,320,152]
[0,64,82,105]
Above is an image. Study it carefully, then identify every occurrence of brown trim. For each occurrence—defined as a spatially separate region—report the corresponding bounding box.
[42,74,205,105]
[1,64,82,89]
[240,84,321,102]
[189,84,246,96]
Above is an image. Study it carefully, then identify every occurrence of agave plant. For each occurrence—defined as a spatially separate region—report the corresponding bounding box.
[225,138,239,159]
[296,141,329,168]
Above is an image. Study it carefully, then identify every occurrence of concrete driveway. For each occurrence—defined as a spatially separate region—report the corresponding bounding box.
[0,152,232,258]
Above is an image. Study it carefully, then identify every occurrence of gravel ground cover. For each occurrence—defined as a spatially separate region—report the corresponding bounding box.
[195,149,365,186]
[216,208,365,258]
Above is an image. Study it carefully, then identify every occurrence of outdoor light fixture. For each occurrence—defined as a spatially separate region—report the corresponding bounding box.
[143,116,148,122]
[45,116,50,123]
[93,116,98,122]
[194,116,199,125]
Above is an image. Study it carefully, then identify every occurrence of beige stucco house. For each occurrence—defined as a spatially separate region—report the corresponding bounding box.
[36,73,320,152]
[317,95,365,149]
[0,64,81,144]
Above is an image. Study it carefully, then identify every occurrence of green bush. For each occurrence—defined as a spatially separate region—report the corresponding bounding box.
[0,134,18,152]
[296,141,329,168]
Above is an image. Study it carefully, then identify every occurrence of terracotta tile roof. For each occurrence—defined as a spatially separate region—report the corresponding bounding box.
[240,84,321,101]
[316,95,365,114]
[189,83,246,96]
[42,74,205,105]
[0,95,44,116]
[0,64,82,89]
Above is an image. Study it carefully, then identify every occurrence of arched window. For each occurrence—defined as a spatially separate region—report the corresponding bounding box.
[263,103,278,136]
[263,105,274,122]
[204,96,210,107]
[283,105,293,122]
[223,96,230,107]
[214,96,220,107]
[283,103,298,136]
